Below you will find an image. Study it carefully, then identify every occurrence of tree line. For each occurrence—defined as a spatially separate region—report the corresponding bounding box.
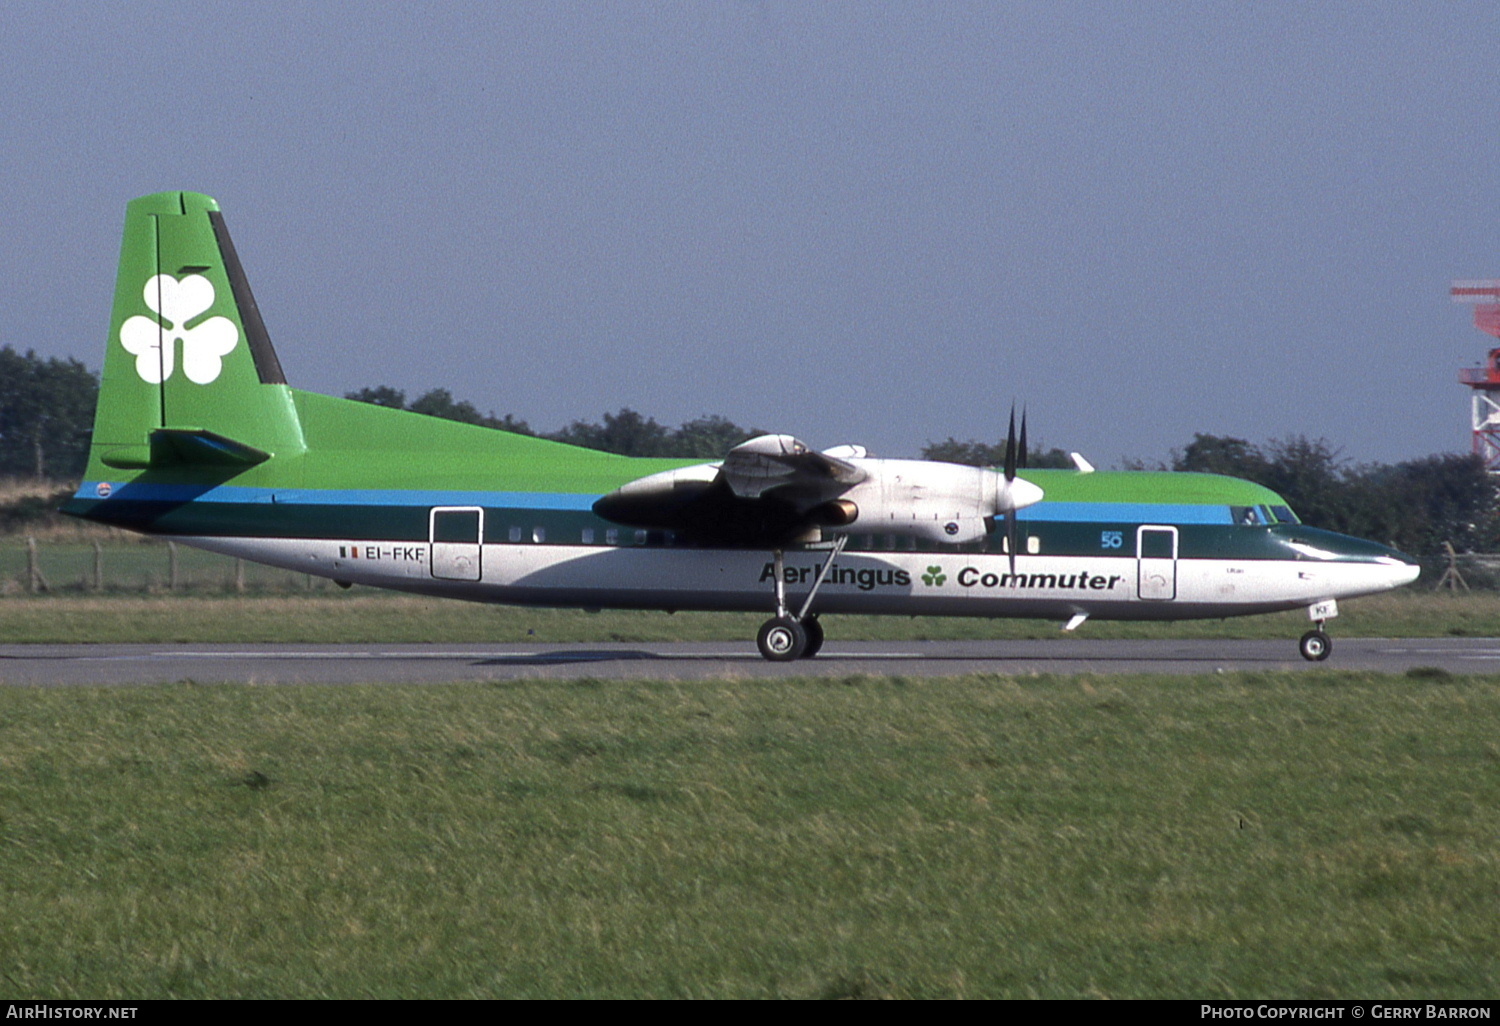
[343,386,762,459]
[0,348,97,479]
[332,386,1500,566]
[2,347,1494,566]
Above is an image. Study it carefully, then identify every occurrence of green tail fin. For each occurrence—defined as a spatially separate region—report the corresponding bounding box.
[90,191,305,471]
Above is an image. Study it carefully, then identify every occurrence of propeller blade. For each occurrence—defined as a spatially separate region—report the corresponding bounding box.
[1018,409,1029,471]
[1005,510,1017,575]
[1004,407,1017,482]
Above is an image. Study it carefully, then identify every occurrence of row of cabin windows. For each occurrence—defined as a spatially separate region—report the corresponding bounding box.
[496,528,1044,554]
[490,505,1291,549]
[505,527,640,545]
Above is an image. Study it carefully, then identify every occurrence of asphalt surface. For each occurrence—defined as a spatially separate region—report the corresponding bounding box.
[2,638,1498,684]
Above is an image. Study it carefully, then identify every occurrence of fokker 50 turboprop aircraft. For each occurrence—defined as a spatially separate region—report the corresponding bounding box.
[64,192,1420,660]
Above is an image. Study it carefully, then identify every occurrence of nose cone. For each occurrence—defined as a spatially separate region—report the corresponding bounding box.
[1381,556,1421,589]
[1272,525,1421,596]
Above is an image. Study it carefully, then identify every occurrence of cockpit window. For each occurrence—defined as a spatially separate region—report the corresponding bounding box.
[1233,504,1300,525]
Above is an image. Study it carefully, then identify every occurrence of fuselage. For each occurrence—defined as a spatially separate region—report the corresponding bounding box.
[64,392,1420,623]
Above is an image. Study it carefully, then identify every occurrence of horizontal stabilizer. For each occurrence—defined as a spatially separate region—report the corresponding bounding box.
[147,428,271,468]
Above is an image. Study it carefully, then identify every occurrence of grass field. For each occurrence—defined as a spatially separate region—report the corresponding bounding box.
[0,671,1496,998]
[4,529,1497,998]
[0,586,1497,645]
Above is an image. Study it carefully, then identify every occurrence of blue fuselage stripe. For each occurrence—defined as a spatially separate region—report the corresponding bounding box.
[79,482,1240,523]
[79,482,600,511]
[1020,502,1234,525]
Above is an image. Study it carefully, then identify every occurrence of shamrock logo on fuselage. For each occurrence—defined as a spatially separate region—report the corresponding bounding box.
[120,274,239,384]
[922,565,946,586]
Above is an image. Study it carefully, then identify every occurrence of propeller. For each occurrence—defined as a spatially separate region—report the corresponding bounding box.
[1001,406,1032,573]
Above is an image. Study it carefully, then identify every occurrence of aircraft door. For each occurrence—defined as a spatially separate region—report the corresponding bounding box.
[1136,525,1178,601]
[430,506,483,581]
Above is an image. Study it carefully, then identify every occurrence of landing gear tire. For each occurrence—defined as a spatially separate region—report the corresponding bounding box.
[758,616,808,662]
[800,616,824,659]
[1299,629,1332,662]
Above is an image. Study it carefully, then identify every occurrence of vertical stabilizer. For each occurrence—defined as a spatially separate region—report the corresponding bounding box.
[91,191,305,471]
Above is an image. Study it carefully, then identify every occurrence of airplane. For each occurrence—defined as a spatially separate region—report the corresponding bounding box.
[62,191,1420,662]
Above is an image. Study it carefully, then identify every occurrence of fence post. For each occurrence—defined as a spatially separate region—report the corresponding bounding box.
[1435,541,1470,592]
[26,536,50,594]
[234,558,245,594]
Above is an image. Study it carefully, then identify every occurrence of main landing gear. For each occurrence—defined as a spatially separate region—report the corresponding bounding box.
[757,615,824,660]
[756,538,844,661]
[1299,625,1332,662]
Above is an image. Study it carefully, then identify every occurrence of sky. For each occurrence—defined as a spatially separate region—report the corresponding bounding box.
[3,1,1498,468]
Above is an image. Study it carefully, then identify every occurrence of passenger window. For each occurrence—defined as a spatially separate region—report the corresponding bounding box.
[508,526,522,542]
[532,527,545,543]
[582,528,595,544]
[606,529,619,545]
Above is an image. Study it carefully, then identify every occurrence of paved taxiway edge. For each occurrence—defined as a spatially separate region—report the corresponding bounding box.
[2,638,1498,685]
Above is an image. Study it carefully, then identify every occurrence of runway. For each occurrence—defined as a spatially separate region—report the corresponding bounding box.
[2,638,1499,685]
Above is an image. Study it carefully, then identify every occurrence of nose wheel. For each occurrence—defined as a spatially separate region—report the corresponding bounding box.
[1299,627,1332,662]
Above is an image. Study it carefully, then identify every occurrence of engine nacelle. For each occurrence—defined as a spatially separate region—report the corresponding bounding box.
[824,459,1040,545]
[591,462,719,528]
[593,450,1043,547]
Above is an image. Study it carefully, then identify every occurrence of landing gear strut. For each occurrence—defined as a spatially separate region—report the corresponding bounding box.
[1299,625,1332,662]
[756,538,845,661]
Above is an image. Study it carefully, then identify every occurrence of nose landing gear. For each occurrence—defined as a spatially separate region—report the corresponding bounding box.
[1299,625,1332,662]
[1298,600,1338,662]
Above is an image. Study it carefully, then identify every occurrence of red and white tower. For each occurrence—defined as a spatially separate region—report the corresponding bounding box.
[1452,280,1500,472]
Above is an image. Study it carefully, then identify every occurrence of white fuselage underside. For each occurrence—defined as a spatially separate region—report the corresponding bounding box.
[174,536,1417,622]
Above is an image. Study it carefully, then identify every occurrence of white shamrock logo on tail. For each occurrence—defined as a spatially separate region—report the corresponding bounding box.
[120,275,239,384]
